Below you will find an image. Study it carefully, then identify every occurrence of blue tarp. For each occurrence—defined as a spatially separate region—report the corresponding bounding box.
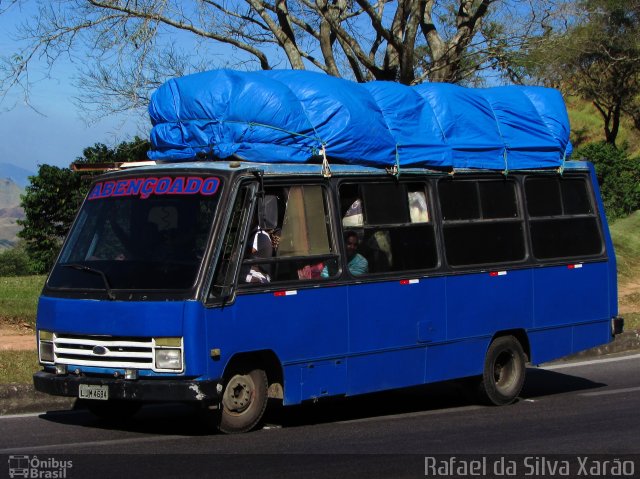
[148,69,572,170]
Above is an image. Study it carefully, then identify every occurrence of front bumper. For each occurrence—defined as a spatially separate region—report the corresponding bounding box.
[33,370,221,403]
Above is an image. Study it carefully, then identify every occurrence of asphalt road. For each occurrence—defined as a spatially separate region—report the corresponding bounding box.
[1,353,640,478]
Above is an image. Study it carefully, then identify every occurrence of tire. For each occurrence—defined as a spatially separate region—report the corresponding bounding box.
[477,336,526,406]
[218,368,268,434]
[80,399,142,420]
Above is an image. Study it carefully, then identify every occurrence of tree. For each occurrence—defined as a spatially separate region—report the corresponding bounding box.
[17,164,85,274]
[1,1,566,115]
[0,241,34,276]
[525,0,640,146]
[73,135,151,165]
[17,137,149,273]
[576,142,640,219]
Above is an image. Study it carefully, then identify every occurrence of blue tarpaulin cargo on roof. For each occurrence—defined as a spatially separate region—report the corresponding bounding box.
[148,69,572,170]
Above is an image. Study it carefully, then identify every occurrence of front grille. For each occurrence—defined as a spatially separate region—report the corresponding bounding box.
[53,334,154,369]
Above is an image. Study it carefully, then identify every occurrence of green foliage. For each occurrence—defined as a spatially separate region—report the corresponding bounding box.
[527,1,640,146]
[0,275,45,326]
[74,136,150,165]
[17,165,85,274]
[17,138,149,274]
[0,242,35,276]
[575,142,640,220]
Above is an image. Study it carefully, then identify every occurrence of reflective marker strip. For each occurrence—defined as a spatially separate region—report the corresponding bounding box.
[489,271,507,277]
[274,290,297,297]
[400,279,419,285]
[568,263,583,269]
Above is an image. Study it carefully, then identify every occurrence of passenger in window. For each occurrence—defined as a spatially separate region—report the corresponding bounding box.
[269,227,282,251]
[297,262,324,280]
[321,231,368,277]
[243,228,273,283]
[262,193,282,252]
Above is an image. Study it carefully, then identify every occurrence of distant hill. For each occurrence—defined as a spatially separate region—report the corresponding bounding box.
[0,206,24,219]
[0,178,22,210]
[0,162,33,188]
[0,178,24,249]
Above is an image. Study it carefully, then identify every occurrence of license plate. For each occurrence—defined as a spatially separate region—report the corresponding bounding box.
[78,384,109,400]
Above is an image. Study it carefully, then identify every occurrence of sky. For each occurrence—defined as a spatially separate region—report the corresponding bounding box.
[0,4,144,174]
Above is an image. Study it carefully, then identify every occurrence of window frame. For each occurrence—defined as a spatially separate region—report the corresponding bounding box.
[205,182,258,305]
[437,176,529,269]
[236,179,341,291]
[524,173,606,262]
[335,178,441,279]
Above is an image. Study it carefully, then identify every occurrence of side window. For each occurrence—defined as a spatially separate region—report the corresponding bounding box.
[240,184,338,285]
[439,181,479,220]
[209,186,253,300]
[524,177,562,217]
[438,178,525,267]
[338,181,438,276]
[525,176,602,260]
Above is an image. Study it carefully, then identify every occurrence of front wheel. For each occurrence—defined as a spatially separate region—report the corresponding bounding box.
[477,336,526,406]
[218,368,268,434]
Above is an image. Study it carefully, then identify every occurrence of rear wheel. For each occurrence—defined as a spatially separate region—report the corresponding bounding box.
[477,336,526,406]
[218,368,268,434]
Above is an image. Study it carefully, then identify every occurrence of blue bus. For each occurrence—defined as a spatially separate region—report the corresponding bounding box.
[34,159,621,433]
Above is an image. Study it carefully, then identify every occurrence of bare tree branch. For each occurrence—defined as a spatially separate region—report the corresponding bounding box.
[0,0,575,116]
[87,0,273,68]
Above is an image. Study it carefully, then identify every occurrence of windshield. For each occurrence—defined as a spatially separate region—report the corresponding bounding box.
[48,175,222,292]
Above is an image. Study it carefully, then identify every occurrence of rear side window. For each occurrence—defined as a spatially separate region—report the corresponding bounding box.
[338,181,437,275]
[525,176,602,260]
[438,179,525,267]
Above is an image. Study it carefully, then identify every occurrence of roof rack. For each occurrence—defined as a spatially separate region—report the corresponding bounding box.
[71,161,156,172]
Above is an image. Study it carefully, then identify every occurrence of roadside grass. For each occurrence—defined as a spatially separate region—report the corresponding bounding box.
[625,313,640,332]
[610,212,640,331]
[0,350,39,384]
[0,275,45,328]
[610,211,640,283]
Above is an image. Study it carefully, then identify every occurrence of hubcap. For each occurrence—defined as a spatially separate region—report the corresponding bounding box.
[222,374,254,413]
[494,351,515,390]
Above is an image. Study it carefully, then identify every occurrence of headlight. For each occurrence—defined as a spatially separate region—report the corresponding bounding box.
[39,330,54,363]
[155,348,183,370]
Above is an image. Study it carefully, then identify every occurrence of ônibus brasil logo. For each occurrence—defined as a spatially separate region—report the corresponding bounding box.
[8,455,73,478]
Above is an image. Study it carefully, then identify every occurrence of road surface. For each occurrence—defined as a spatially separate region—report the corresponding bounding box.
[1,353,639,478]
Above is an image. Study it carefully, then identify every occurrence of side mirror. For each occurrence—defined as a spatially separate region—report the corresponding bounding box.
[258,194,278,230]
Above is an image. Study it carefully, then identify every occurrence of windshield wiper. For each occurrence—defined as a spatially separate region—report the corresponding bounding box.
[62,264,116,300]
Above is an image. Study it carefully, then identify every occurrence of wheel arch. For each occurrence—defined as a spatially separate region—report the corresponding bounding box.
[224,349,284,398]
[491,329,531,362]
